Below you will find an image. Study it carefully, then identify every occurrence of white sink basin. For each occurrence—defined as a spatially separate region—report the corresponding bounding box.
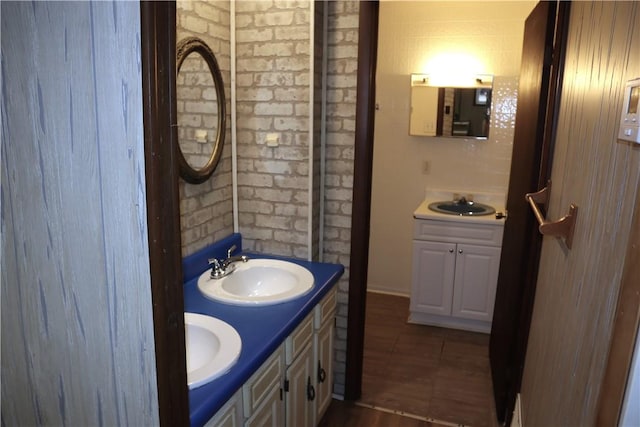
[184,313,241,389]
[197,258,314,306]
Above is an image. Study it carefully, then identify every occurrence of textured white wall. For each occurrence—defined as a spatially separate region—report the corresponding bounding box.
[368,1,533,295]
[1,2,159,425]
[521,2,640,424]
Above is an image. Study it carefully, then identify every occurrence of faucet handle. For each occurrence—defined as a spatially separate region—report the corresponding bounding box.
[208,258,223,279]
[227,244,237,258]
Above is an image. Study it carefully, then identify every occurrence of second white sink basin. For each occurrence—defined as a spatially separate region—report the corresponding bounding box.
[185,313,241,389]
[197,258,314,306]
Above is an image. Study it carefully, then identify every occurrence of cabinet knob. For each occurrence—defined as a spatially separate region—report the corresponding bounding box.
[459,249,463,254]
[449,249,454,253]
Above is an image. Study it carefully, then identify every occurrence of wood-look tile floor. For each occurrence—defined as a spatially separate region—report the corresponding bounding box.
[318,399,452,427]
[322,292,499,427]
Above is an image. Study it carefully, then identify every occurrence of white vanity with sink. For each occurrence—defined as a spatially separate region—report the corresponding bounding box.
[409,192,506,333]
[202,287,337,427]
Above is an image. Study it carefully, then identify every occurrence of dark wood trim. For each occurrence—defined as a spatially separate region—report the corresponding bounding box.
[344,0,379,401]
[436,88,445,136]
[140,2,190,425]
[538,1,571,186]
[596,185,640,425]
[489,2,570,424]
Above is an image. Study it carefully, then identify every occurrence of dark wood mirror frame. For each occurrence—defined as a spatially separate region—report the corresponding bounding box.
[176,37,226,184]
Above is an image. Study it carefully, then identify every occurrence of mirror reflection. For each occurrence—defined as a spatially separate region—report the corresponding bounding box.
[410,74,493,139]
[176,36,226,185]
[177,50,219,170]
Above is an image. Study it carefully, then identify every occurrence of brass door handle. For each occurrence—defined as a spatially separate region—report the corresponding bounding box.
[525,181,578,249]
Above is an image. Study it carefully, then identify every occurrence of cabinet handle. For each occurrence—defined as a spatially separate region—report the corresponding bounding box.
[449,249,454,253]
[317,361,326,383]
[458,249,463,254]
[307,376,316,401]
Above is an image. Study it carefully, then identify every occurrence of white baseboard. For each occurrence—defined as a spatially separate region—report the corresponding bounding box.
[510,393,523,427]
[366,287,410,298]
[408,311,492,334]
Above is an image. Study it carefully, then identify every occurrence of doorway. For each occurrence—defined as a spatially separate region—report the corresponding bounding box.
[345,1,550,425]
[355,2,535,425]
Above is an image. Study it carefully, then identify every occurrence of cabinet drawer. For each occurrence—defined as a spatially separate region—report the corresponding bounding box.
[285,313,313,365]
[314,287,337,329]
[414,219,503,246]
[242,345,284,418]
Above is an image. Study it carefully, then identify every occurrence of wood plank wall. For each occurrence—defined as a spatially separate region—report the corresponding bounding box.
[1,2,160,425]
[520,2,640,425]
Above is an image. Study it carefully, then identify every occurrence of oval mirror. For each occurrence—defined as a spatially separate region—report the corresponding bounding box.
[176,37,226,184]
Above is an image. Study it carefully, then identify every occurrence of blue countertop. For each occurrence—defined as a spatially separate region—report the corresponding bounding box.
[183,234,344,426]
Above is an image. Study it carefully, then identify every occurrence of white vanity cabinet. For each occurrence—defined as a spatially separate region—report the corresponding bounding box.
[284,287,337,427]
[203,390,244,427]
[410,217,503,333]
[206,287,337,427]
[313,288,337,424]
[285,314,315,427]
[243,345,285,427]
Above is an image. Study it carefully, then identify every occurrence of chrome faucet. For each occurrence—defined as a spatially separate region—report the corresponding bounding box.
[453,193,474,205]
[208,244,249,279]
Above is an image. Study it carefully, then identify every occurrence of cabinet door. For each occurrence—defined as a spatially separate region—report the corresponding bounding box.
[411,240,456,315]
[452,243,501,321]
[244,383,284,427]
[314,317,334,424]
[204,390,243,427]
[285,342,314,427]
[243,346,284,418]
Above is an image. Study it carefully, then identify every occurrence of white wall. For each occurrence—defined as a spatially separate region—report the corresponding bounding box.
[368,1,534,295]
[1,2,159,424]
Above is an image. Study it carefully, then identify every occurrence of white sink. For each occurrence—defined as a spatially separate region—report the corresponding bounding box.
[197,258,314,306]
[184,313,241,389]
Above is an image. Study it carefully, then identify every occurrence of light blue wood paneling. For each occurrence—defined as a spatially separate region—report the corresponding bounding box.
[1,2,159,425]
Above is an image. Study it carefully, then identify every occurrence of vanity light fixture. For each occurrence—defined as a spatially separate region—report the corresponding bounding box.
[411,73,493,89]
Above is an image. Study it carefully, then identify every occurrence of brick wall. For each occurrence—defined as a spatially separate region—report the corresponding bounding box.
[177,0,234,257]
[323,0,359,397]
[235,0,313,259]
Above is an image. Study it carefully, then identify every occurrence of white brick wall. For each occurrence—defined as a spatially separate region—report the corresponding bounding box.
[177,0,234,257]
[235,0,312,258]
[324,0,359,397]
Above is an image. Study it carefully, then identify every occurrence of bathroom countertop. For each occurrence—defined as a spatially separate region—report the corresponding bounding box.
[414,190,507,226]
[183,236,344,427]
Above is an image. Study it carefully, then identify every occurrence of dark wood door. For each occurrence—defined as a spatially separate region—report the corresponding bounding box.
[489,1,570,424]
